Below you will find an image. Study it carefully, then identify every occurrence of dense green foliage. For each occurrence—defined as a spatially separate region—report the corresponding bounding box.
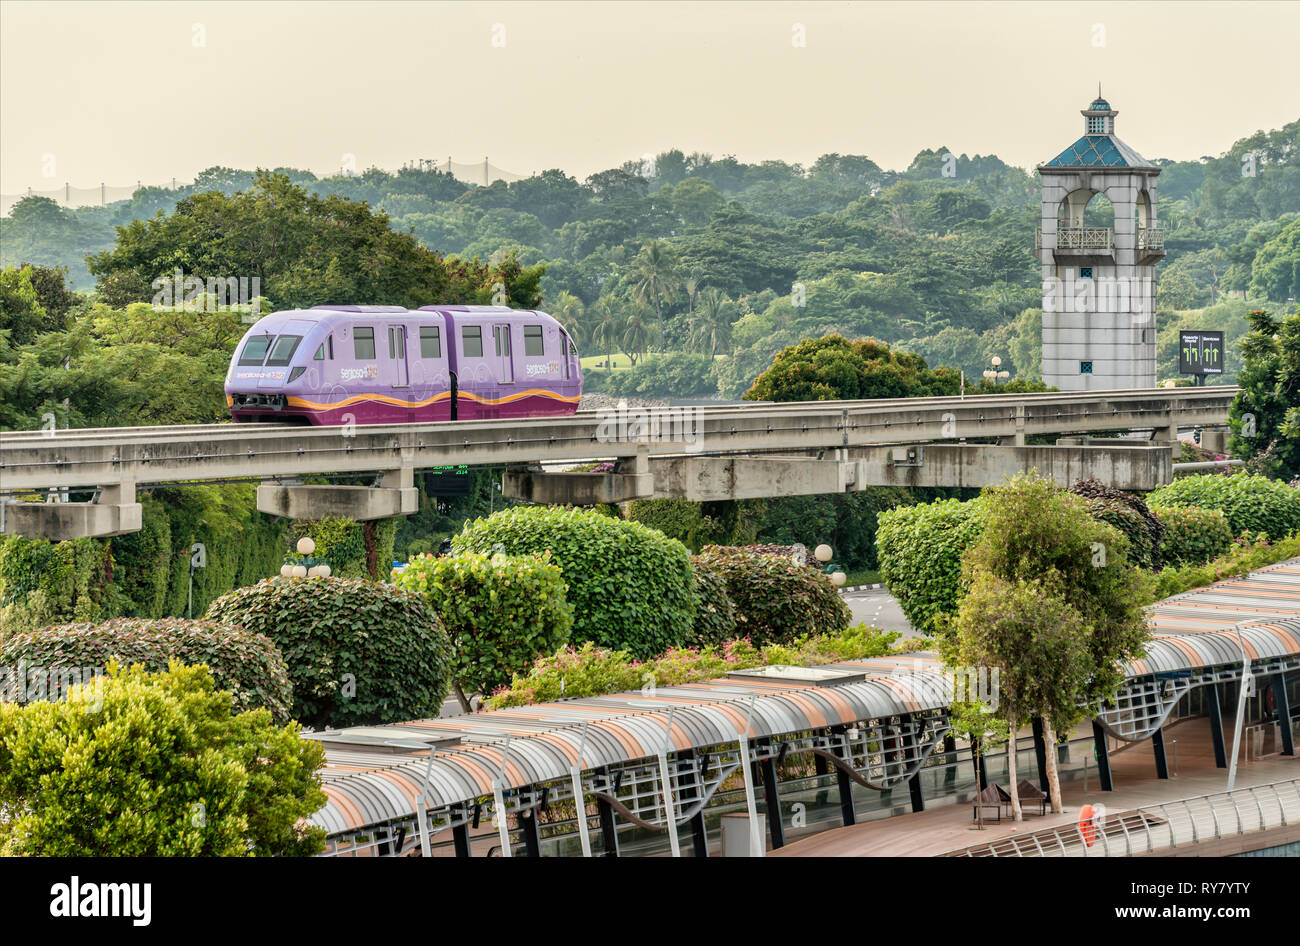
[687,556,739,647]
[957,473,1152,710]
[695,545,849,645]
[1153,532,1300,599]
[877,496,987,632]
[205,576,453,728]
[1151,505,1235,566]
[1147,473,1300,538]
[392,551,574,701]
[487,624,899,708]
[0,617,293,722]
[0,662,325,856]
[1069,478,1165,571]
[744,334,960,402]
[625,497,765,553]
[453,505,696,658]
[1228,308,1300,480]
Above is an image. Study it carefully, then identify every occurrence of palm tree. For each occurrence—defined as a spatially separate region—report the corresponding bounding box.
[591,299,620,369]
[630,240,681,351]
[690,288,733,357]
[620,304,652,366]
[550,291,586,345]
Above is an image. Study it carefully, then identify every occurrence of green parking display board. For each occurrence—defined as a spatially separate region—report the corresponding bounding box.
[1179,330,1224,376]
[427,464,472,496]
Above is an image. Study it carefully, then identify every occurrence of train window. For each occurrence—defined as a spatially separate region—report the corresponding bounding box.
[313,344,325,360]
[462,325,483,358]
[524,325,544,356]
[328,335,334,359]
[420,326,441,358]
[354,326,376,359]
[238,334,273,366]
[387,326,405,358]
[265,334,302,366]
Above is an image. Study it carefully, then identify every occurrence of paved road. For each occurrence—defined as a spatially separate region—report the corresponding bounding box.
[842,587,917,639]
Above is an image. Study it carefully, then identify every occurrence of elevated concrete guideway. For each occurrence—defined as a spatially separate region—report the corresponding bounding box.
[1,387,1236,539]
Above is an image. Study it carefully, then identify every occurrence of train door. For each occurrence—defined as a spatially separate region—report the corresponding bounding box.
[492,323,514,385]
[387,324,409,387]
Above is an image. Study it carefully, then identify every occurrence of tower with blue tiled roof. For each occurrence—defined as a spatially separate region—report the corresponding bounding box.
[1037,93,1163,390]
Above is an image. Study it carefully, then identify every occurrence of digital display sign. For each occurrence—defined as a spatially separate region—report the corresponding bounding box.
[1179,331,1224,376]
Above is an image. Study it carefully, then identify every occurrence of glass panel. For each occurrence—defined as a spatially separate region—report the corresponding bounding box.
[313,344,325,360]
[420,326,441,358]
[354,326,375,360]
[462,325,483,358]
[524,325,544,356]
[265,334,302,366]
[237,334,272,366]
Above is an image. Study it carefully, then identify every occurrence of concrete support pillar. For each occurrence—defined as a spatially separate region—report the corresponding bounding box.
[2,480,142,539]
[256,470,417,521]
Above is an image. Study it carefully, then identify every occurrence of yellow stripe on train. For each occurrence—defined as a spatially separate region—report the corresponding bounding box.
[284,388,581,411]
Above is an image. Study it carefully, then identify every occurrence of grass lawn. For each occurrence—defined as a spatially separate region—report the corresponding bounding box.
[840,567,881,587]
[580,353,636,371]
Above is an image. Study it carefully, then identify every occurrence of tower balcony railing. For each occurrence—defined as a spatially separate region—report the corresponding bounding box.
[1036,227,1114,251]
[1137,224,1166,251]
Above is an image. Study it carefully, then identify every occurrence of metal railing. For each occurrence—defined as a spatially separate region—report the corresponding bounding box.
[949,776,1300,857]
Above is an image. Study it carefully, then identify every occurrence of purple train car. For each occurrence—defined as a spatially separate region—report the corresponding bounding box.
[225,304,583,424]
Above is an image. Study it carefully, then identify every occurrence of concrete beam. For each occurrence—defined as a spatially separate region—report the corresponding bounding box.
[256,469,418,521]
[502,469,655,505]
[1,482,141,540]
[846,442,1171,491]
[652,456,851,501]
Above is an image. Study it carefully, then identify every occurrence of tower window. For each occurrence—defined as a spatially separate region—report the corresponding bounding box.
[1080,361,1094,375]
[1080,267,1093,279]
[1087,116,1106,134]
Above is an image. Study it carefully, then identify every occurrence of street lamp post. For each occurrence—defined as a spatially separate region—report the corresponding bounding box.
[813,543,847,588]
[982,356,1010,384]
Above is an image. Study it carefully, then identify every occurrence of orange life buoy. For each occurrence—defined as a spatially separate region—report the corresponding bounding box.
[1078,804,1096,846]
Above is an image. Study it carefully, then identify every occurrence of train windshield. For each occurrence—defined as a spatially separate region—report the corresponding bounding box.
[238,334,273,365]
[265,335,303,366]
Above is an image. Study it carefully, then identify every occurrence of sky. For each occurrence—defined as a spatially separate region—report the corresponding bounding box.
[2,0,1298,195]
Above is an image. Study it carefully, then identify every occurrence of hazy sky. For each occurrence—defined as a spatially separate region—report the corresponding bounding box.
[2,0,1298,194]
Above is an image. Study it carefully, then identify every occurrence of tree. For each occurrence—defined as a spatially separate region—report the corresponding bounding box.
[620,303,653,365]
[392,552,574,711]
[744,334,960,402]
[629,239,682,349]
[949,472,1152,818]
[549,290,586,345]
[690,287,734,357]
[0,661,326,856]
[1228,308,1300,480]
[591,298,622,368]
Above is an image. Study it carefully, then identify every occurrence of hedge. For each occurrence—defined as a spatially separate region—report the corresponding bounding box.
[1153,531,1300,600]
[392,551,573,702]
[288,515,399,579]
[205,576,453,729]
[0,535,114,638]
[688,557,738,647]
[0,617,294,723]
[695,546,849,646]
[453,505,696,659]
[0,662,326,856]
[1147,473,1300,539]
[1152,505,1235,566]
[876,496,986,632]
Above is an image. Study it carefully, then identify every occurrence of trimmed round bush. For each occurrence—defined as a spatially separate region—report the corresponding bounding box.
[1152,504,1234,566]
[876,496,986,632]
[688,557,738,647]
[1071,477,1164,570]
[205,576,453,729]
[392,551,573,700]
[1148,473,1300,539]
[0,617,293,723]
[696,546,849,646]
[453,506,696,659]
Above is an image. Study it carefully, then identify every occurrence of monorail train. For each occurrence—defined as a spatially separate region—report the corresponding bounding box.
[225,304,583,424]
